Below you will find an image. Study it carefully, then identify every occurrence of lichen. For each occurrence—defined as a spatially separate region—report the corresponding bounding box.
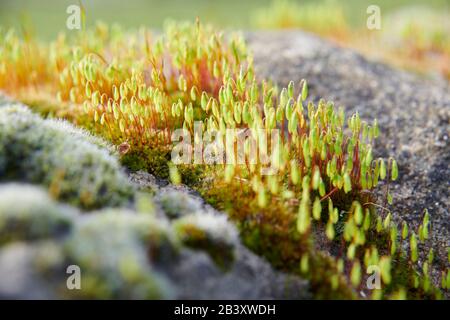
[63,210,176,299]
[173,212,238,270]
[0,183,73,245]
[0,104,134,210]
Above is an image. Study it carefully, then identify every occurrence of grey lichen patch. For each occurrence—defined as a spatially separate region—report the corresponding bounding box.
[63,210,175,299]
[0,183,176,299]
[67,209,180,263]
[0,183,73,245]
[0,242,66,299]
[173,212,239,270]
[45,119,117,155]
[156,189,203,219]
[0,180,311,299]
[0,104,134,210]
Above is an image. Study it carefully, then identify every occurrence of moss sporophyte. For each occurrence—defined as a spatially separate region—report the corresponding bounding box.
[0,21,447,299]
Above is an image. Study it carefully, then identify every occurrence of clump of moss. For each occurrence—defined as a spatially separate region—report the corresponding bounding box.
[0,241,67,299]
[156,189,203,219]
[381,7,450,78]
[0,20,447,299]
[63,210,176,299]
[0,104,134,210]
[0,183,73,245]
[173,212,238,270]
[0,185,177,299]
[0,183,181,299]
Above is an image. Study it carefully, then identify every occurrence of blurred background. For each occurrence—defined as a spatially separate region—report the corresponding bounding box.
[0,0,448,38]
[0,0,449,78]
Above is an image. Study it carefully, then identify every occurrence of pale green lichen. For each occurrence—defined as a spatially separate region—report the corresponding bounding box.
[0,104,134,210]
[157,189,203,219]
[63,210,176,299]
[0,183,73,245]
[173,212,238,269]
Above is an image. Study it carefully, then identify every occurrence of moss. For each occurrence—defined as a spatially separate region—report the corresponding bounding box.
[0,104,134,210]
[0,183,73,246]
[173,212,238,270]
[156,189,203,219]
[0,20,445,299]
[63,210,177,299]
[0,182,180,299]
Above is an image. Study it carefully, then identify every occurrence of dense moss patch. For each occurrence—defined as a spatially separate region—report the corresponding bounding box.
[0,104,134,210]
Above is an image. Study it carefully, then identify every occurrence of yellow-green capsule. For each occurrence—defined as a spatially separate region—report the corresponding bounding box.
[326,221,335,240]
[301,79,308,101]
[391,159,398,181]
[313,197,321,221]
[312,167,320,190]
[300,254,309,273]
[85,81,92,98]
[343,172,352,193]
[379,256,392,284]
[350,261,361,287]
[401,221,408,240]
[288,81,294,98]
[190,86,198,101]
[410,232,418,262]
[354,202,363,225]
[119,119,125,133]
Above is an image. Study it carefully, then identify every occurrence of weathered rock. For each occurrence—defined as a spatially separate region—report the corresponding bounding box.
[247,31,450,265]
[3,30,448,299]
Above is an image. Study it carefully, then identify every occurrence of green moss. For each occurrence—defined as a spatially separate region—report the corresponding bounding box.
[63,210,177,299]
[1,20,446,300]
[0,183,73,246]
[173,212,238,270]
[157,189,203,219]
[0,104,134,210]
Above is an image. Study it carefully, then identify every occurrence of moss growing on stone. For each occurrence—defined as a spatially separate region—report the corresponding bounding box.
[0,183,73,245]
[63,210,176,299]
[0,20,447,299]
[156,189,203,219]
[0,104,134,210]
[173,212,238,270]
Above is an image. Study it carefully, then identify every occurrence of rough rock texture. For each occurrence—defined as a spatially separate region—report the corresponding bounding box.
[247,31,450,266]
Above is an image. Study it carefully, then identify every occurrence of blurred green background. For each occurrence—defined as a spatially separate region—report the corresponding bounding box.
[0,0,448,39]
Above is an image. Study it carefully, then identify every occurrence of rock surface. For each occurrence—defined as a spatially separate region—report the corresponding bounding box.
[247,31,450,265]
